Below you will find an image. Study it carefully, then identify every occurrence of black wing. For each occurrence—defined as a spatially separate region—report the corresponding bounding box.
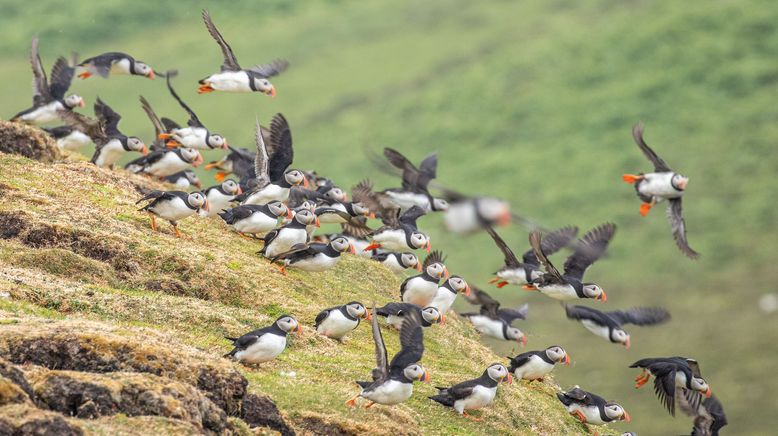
[202,9,241,71]
[48,56,74,101]
[253,118,271,190]
[94,98,122,136]
[58,110,105,143]
[161,117,181,131]
[443,379,479,401]
[607,307,671,326]
[248,59,289,78]
[528,230,564,283]
[271,243,321,262]
[139,95,165,148]
[79,52,128,77]
[398,206,426,229]
[383,148,436,193]
[564,304,610,326]
[351,179,399,220]
[562,223,617,281]
[422,250,446,270]
[314,308,332,329]
[166,74,203,128]
[497,303,529,324]
[632,122,672,172]
[654,367,678,416]
[29,37,51,105]
[485,224,520,268]
[508,351,534,372]
[341,218,374,239]
[389,310,424,372]
[521,226,578,267]
[268,113,293,182]
[668,198,699,259]
[371,304,389,383]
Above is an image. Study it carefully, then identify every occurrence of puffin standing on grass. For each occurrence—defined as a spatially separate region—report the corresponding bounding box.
[622,122,699,258]
[219,201,292,237]
[428,276,471,315]
[158,75,228,150]
[346,309,429,408]
[11,37,84,125]
[564,304,671,349]
[524,223,616,302]
[198,10,288,95]
[270,236,355,273]
[557,386,630,425]
[630,357,712,416]
[224,315,301,365]
[428,363,512,420]
[375,302,442,329]
[508,345,570,383]
[400,251,448,306]
[77,52,156,79]
[371,252,421,274]
[203,179,242,217]
[259,209,319,258]
[314,301,370,341]
[361,206,431,253]
[136,190,208,238]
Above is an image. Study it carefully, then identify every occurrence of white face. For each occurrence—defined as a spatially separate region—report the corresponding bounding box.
[127,137,147,153]
[432,198,449,211]
[133,62,153,77]
[326,188,345,202]
[221,179,240,195]
[447,276,469,293]
[673,174,689,190]
[479,197,511,224]
[331,237,352,253]
[487,364,510,382]
[285,170,306,186]
[346,303,368,319]
[583,284,604,300]
[604,403,628,421]
[612,329,630,348]
[186,172,202,188]
[187,192,206,209]
[276,316,299,333]
[410,232,428,250]
[268,201,289,217]
[208,134,227,149]
[254,78,274,95]
[545,346,568,363]
[426,262,447,279]
[506,327,525,344]
[421,307,441,324]
[401,253,419,268]
[181,148,201,164]
[64,94,85,108]
[403,364,427,382]
[301,200,317,211]
[295,209,316,225]
[352,203,370,216]
[690,377,710,394]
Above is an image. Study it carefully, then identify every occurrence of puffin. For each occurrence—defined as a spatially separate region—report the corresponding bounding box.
[564,304,671,348]
[460,302,528,346]
[238,114,308,205]
[400,251,449,306]
[361,206,431,253]
[77,52,155,79]
[428,363,512,419]
[428,276,472,315]
[203,179,243,217]
[346,309,429,408]
[139,93,172,152]
[485,224,578,288]
[11,37,84,125]
[375,302,442,329]
[271,236,355,273]
[43,126,91,151]
[375,148,449,213]
[314,301,370,341]
[136,190,208,238]
[630,357,712,416]
[158,74,227,150]
[164,170,201,189]
[680,394,727,436]
[198,10,288,95]
[508,345,571,383]
[314,202,371,225]
[557,386,630,425]
[438,186,515,234]
[259,209,319,258]
[339,217,375,257]
[125,147,203,178]
[204,145,261,182]
[219,201,292,237]
[223,315,301,365]
[371,252,421,274]
[523,223,616,302]
[59,98,148,169]
[623,122,699,259]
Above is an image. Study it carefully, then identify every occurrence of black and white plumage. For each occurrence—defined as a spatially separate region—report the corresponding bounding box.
[428,276,471,315]
[136,190,207,238]
[346,308,428,408]
[11,37,84,125]
[371,252,421,274]
[375,302,442,329]
[158,75,227,150]
[428,363,512,418]
[485,224,578,288]
[77,52,155,79]
[203,179,242,218]
[43,125,91,151]
[377,148,448,213]
[59,98,148,169]
[125,147,203,178]
[198,10,288,95]
[259,209,319,258]
[460,301,528,345]
[564,304,671,348]
[630,357,712,417]
[164,170,201,189]
[436,185,516,234]
[400,251,448,306]
[314,301,369,341]
[680,394,727,436]
[557,386,630,425]
[358,205,430,252]
[524,223,616,302]
[271,236,354,273]
[314,202,371,225]
[219,201,291,236]
[508,346,570,381]
[623,123,699,259]
[204,145,260,183]
[224,315,301,364]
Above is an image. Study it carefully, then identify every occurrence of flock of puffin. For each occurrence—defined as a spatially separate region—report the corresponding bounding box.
[8,9,726,435]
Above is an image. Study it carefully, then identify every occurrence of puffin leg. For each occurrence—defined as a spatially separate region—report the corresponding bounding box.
[172,223,182,238]
[635,373,651,388]
[364,401,376,409]
[634,369,648,382]
[276,264,287,275]
[345,394,359,407]
[148,214,157,232]
[522,284,537,291]
[496,281,509,288]
[462,411,482,421]
[237,232,254,240]
[488,277,500,284]
[639,199,656,217]
[571,410,587,423]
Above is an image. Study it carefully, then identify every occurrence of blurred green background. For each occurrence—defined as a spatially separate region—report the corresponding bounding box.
[2,0,776,434]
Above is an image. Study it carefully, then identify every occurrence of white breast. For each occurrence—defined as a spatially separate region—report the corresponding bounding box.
[173,128,210,149]
[467,315,505,340]
[316,310,358,339]
[110,58,132,75]
[497,268,529,285]
[57,130,91,150]
[373,229,411,251]
[538,283,577,300]
[243,185,290,205]
[202,71,252,92]
[381,255,405,274]
[94,139,126,168]
[513,355,555,380]
[455,385,497,413]
[385,191,430,212]
[567,404,606,425]
[288,252,340,272]
[428,289,457,314]
[363,380,413,405]
[444,202,480,234]
[317,212,348,224]
[401,278,439,306]
[232,211,278,233]
[234,333,287,363]
[580,319,611,341]
[204,190,236,217]
[638,172,683,199]
[150,197,196,222]
[265,228,308,258]
[144,153,189,178]
[21,101,65,125]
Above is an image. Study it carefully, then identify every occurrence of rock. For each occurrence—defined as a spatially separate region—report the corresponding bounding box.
[240,393,294,435]
[0,404,83,436]
[0,358,34,400]
[0,376,31,406]
[0,120,61,163]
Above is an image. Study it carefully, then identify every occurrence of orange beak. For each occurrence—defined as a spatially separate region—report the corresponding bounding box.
[624,338,631,349]
[519,336,527,347]
[562,354,571,366]
[440,313,446,325]
[504,373,513,384]
[295,323,302,334]
[425,241,431,253]
[623,410,631,423]
[204,161,219,170]
[147,70,156,80]
[365,310,372,321]
[498,210,511,226]
[422,371,431,383]
[222,141,229,150]
[463,285,472,297]
[141,145,149,156]
[705,387,712,398]
[443,269,450,280]
[302,177,310,188]
[159,133,171,140]
[236,186,243,195]
[314,217,321,228]
[215,172,228,182]
[415,263,422,272]
[349,244,356,254]
[596,291,607,303]
[78,100,85,108]
[192,154,204,167]
[285,209,294,219]
[268,86,277,98]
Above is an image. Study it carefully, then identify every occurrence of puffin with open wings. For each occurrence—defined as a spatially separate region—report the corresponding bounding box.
[11,37,84,125]
[375,303,442,329]
[346,308,429,408]
[564,304,671,349]
[198,10,289,95]
[623,123,699,259]
[378,148,448,213]
[77,52,155,80]
[158,74,227,150]
[359,205,430,253]
[460,297,528,346]
[630,357,712,417]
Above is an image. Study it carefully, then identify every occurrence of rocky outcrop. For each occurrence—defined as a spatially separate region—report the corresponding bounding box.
[0,120,61,163]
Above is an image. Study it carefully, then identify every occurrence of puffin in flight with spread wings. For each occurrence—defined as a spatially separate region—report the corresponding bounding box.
[563,304,671,348]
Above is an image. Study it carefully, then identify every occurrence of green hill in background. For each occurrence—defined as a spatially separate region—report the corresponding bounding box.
[1,0,776,434]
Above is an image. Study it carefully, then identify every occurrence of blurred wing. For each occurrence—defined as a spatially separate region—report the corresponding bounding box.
[390,310,424,370]
[564,304,607,324]
[607,307,671,326]
[253,119,271,190]
[371,305,389,382]
[248,59,289,78]
[202,9,241,71]
[654,369,678,416]
[383,147,418,191]
[30,37,51,105]
[268,113,293,182]
[485,224,520,268]
[563,223,617,280]
[48,57,74,101]
[398,206,426,229]
[166,74,203,128]
[497,303,529,324]
[668,198,699,259]
[139,96,165,140]
[522,226,579,266]
[341,217,373,239]
[528,230,563,282]
[161,117,182,131]
[58,109,104,142]
[94,98,122,136]
[632,122,672,172]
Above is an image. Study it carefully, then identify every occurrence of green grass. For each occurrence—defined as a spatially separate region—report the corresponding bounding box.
[2,0,777,433]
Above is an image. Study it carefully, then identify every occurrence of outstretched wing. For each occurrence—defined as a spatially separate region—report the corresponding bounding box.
[341,217,374,239]
[422,250,446,270]
[29,37,51,105]
[139,95,165,145]
[58,109,105,143]
[253,119,271,190]
[94,98,122,136]
[632,122,672,172]
[167,74,203,128]
[485,224,521,268]
[563,223,617,280]
[607,307,671,326]
[522,226,578,267]
[248,59,289,78]
[389,310,424,372]
[202,9,241,71]
[383,148,435,193]
[654,368,678,416]
[48,56,74,101]
[370,304,389,383]
[668,198,699,259]
[528,230,564,282]
[398,206,426,229]
[497,303,529,324]
[268,113,294,182]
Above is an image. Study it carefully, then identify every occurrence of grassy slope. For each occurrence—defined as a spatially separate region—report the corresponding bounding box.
[0,152,585,435]
[1,0,777,433]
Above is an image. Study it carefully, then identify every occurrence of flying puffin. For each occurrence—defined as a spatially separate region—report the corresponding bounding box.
[136,190,208,238]
[164,170,201,189]
[523,223,616,302]
[77,52,155,79]
[314,301,370,341]
[485,224,578,288]
[680,394,727,436]
[460,302,528,346]
[338,217,375,257]
[508,345,570,383]
[346,308,429,408]
[271,236,355,273]
[198,10,288,95]
[437,185,516,234]
[428,276,471,315]
[361,206,430,253]
[623,122,699,259]
[557,386,630,425]
[373,148,449,213]
[59,98,148,169]
[125,147,203,178]
[43,126,91,151]
[204,143,264,182]
[428,363,512,419]
[203,179,243,217]
[259,209,319,258]
[630,357,712,416]
[400,251,448,306]
[564,304,671,348]
[224,315,301,365]
[219,201,292,237]
[314,202,371,225]
[11,37,84,125]
[238,115,308,205]
[157,74,227,150]
[371,252,421,274]
[375,302,442,329]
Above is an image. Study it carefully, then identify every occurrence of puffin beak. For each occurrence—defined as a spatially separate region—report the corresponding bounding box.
[597,291,607,303]
[236,186,243,195]
[624,338,631,349]
[705,387,712,398]
[141,145,149,156]
[443,268,450,280]
[268,86,277,98]
[415,263,422,272]
[222,141,229,150]
[215,172,228,182]
[422,371,431,383]
[562,354,571,366]
[440,313,446,325]
[295,323,302,334]
[519,336,527,347]
[498,210,511,226]
[464,284,472,297]
[679,178,688,190]
[349,244,356,254]
[623,410,631,423]
[365,311,372,321]
[204,161,221,170]
[285,209,294,219]
[504,374,513,384]
[192,155,204,167]
[78,100,86,108]
[425,241,431,253]
[314,217,321,227]
[368,212,376,219]
[147,70,156,80]
[302,177,310,188]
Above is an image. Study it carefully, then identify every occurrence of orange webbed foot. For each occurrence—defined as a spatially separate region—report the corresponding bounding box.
[639,202,653,217]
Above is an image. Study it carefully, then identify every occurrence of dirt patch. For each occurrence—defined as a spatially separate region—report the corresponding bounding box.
[0,211,28,240]
[0,182,16,199]
[143,279,187,296]
[240,393,294,435]
[0,358,34,402]
[295,416,357,436]
[0,404,83,436]
[0,120,61,163]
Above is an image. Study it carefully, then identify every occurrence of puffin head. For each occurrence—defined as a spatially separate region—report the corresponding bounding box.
[604,402,630,422]
[351,202,371,217]
[207,133,228,149]
[275,315,302,334]
[330,236,354,254]
[425,262,448,280]
[284,169,307,187]
[133,61,155,79]
[410,232,429,252]
[64,94,85,109]
[431,197,449,212]
[324,187,346,202]
[184,171,202,189]
[445,276,471,297]
[400,253,420,271]
[583,283,607,302]
[294,209,319,227]
[254,77,276,97]
[267,201,292,219]
[486,363,513,384]
[506,326,527,347]
[545,345,571,365]
[403,364,429,383]
[181,148,203,166]
[127,137,148,156]
[611,329,630,349]
[345,302,370,320]
[420,306,442,325]
[221,179,241,195]
[187,192,207,211]
[672,173,689,191]
[690,376,712,398]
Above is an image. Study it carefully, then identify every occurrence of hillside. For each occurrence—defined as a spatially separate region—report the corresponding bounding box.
[0,150,588,434]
